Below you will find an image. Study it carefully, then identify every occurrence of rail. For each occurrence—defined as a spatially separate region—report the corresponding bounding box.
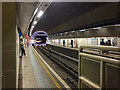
[36,46,78,79]
[78,45,120,89]
[43,46,78,63]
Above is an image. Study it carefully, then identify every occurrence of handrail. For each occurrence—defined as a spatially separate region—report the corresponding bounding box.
[79,45,120,52]
[78,45,120,89]
[79,53,120,65]
[79,76,100,89]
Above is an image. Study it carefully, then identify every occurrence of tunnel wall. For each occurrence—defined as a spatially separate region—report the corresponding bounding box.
[47,44,78,59]
[49,3,120,35]
[51,27,120,39]
[2,2,16,88]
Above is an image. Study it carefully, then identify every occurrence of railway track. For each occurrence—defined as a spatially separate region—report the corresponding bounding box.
[33,45,78,88]
[38,46,78,78]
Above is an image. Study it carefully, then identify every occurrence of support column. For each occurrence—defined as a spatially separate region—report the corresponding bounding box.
[2,2,16,88]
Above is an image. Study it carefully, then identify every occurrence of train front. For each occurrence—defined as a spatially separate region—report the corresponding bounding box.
[32,31,48,47]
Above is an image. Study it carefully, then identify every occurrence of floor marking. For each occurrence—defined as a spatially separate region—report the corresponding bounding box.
[32,46,61,89]
[32,46,71,89]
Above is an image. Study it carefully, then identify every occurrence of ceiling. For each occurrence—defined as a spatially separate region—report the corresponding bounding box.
[16,2,37,35]
[16,2,119,37]
[33,2,106,34]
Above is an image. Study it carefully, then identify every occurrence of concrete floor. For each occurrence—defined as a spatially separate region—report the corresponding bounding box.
[21,45,64,88]
[22,46,38,88]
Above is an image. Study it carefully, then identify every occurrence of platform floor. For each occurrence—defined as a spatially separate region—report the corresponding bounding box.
[22,46,38,88]
[20,45,68,88]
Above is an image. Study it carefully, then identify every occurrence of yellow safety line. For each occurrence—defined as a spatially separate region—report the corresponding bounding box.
[33,48,62,89]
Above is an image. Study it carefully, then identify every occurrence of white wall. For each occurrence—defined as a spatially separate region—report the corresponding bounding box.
[51,37,118,47]
[117,37,120,47]
[77,38,86,47]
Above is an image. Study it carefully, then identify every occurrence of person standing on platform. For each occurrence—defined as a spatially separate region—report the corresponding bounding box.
[108,40,111,46]
[106,40,111,54]
[63,40,65,46]
[112,42,115,46]
[20,41,26,56]
[71,40,73,48]
[100,39,105,46]
[27,40,29,47]
[105,41,109,46]
[105,40,109,54]
[100,39,105,54]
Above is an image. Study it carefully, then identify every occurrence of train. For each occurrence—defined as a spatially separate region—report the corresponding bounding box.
[32,31,48,46]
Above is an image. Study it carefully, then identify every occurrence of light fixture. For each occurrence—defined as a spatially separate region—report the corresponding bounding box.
[34,21,37,25]
[30,31,32,36]
[71,31,75,33]
[93,27,102,29]
[79,29,86,32]
[114,24,120,26]
[34,8,38,15]
[60,33,63,35]
[32,26,34,29]
[37,11,44,18]
[65,32,68,34]
[30,18,32,22]
[31,28,33,31]
[29,27,34,36]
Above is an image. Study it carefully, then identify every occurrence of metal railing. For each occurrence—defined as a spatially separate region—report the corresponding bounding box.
[78,45,120,90]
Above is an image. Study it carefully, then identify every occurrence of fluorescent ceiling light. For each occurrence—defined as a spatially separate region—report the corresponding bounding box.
[71,31,75,33]
[79,29,86,32]
[37,11,44,18]
[31,28,33,31]
[60,33,63,35]
[30,28,33,36]
[34,8,38,15]
[30,32,31,36]
[34,21,37,25]
[30,29,32,36]
[114,24,120,26]
[32,26,34,29]
[93,27,102,29]
[30,18,32,22]
[65,32,68,34]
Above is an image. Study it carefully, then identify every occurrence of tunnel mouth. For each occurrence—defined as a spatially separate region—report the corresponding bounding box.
[33,31,48,37]
[32,31,48,46]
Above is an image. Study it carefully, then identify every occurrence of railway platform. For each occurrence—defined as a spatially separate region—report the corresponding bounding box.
[19,46,38,88]
[18,45,70,88]
[47,43,120,59]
